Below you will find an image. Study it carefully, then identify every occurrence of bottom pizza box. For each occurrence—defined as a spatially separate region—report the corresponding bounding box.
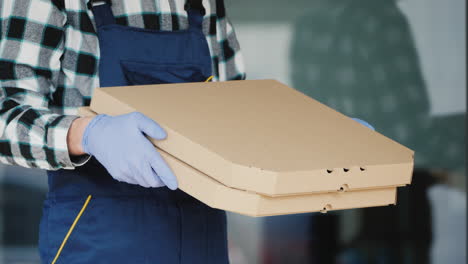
[78,107,397,217]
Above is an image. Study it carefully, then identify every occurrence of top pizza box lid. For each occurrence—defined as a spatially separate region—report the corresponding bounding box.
[89,79,414,196]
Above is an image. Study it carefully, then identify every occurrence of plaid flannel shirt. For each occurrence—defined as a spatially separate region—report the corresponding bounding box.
[0,0,245,170]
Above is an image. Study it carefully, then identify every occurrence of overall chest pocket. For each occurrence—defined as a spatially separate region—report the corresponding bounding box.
[121,60,208,85]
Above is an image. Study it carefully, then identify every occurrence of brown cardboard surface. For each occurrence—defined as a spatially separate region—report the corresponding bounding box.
[78,107,398,217]
[89,80,414,196]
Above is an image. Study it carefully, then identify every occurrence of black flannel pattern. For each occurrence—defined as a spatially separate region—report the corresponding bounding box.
[0,0,245,170]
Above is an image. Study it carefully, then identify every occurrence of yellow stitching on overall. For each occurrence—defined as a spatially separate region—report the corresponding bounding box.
[51,195,92,264]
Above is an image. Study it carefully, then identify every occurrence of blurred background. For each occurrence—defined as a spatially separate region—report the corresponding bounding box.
[1,0,466,263]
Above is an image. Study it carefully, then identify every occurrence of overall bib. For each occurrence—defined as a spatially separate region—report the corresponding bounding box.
[38,2,229,263]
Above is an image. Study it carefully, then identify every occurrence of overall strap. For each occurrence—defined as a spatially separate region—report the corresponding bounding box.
[89,0,116,28]
[185,0,205,31]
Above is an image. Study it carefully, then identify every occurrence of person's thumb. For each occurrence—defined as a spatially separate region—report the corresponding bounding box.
[351,117,375,131]
[133,112,167,140]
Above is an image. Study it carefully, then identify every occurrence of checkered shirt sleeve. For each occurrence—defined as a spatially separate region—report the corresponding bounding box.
[0,0,246,170]
[0,0,82,170]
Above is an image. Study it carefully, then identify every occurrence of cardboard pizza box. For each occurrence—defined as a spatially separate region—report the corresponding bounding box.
[89,80,414,196]
[77,107,398,217]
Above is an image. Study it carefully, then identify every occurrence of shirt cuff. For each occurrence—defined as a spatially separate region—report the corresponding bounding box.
[49,115,90,169]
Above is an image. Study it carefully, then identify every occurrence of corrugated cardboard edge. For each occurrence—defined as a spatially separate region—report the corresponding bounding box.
[232,162,413,196]
[90,88,413,196]
[159,149,398,217]
[270,161,414,196]
[78,106,398,217]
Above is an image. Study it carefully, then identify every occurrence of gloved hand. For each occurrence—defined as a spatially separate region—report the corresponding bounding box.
[82,112,178,189]
[351,117,375,130]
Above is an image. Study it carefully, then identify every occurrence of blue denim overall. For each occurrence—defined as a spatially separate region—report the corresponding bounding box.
[38,2,228,263]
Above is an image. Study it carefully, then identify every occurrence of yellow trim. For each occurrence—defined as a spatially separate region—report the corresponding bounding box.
[51,195,92,264]
[205,75,214,82]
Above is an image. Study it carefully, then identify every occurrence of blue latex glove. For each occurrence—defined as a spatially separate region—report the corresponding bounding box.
[82,112,178,189]
[351,117,375,130]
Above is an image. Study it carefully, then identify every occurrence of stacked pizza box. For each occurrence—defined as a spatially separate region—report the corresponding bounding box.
[80,79,414,217]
